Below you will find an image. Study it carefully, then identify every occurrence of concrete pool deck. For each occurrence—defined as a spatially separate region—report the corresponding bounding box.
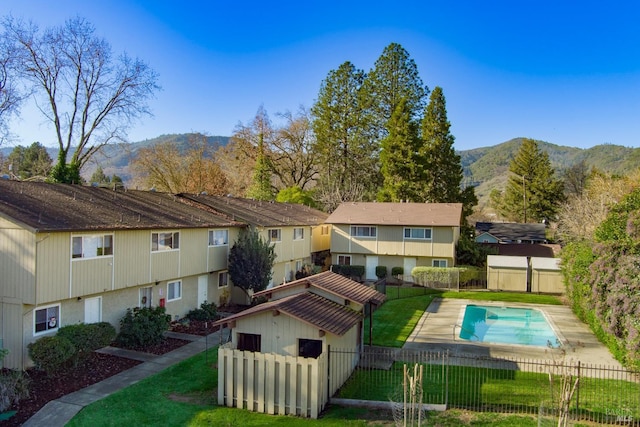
[403,298,624,369]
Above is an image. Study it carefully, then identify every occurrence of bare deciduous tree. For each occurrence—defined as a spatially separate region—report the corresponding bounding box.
[4,16,159,182]
[269,107,317,190]
[131,134,228,195]
[0,24,25,143]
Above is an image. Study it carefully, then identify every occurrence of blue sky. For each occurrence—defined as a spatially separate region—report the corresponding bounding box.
[4,1,640,150]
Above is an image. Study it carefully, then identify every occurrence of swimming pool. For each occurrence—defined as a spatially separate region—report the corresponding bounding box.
[459,304,560,348]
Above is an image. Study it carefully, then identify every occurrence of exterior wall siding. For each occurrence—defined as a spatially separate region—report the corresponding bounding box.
[232,311,324,356]
[311,225,330,253]
[179,229,208,277]
[0,302,23,369]
[0,219,36,303]
[113,230,151,288]
[35,232,71,304]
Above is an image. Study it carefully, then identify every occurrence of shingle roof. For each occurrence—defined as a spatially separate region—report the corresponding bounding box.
[475,222,546,242]
[0,180,242,232]
[254,271,386,306]
[178,194,328,227]
[325,202,462,227]
[213,292,362,336]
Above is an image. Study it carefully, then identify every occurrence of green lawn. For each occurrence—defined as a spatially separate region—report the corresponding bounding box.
[337,360,639,421]
[68,290,584,426]
[365,289,563,347]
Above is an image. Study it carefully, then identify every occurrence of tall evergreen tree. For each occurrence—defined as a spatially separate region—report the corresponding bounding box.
[419,86,476,218]
[500,139,565,223]
[362,43,428,142]
[311,61,378,211]
[228,227,276,302]
[6,142,52,179]
[246,132,274,201]
[378,98,421,202]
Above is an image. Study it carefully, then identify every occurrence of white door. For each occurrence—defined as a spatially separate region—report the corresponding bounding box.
[284,262,292,282]
[84,297,102,323]
[403,257,417,279]
[365,256,378,280]
[140,287,152,308]
[197,275,208,307]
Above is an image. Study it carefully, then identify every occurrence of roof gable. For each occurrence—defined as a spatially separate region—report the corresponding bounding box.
[254,271,386,306]
[213,292,362,336]
[325,202,462,227]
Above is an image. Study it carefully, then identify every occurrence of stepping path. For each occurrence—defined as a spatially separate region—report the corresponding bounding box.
[23,329,229,427]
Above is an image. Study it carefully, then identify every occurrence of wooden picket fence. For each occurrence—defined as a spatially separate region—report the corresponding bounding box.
[218,343,329,418]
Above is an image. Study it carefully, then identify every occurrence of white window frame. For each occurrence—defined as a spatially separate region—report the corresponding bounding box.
[338,255,352,265]
[350,225,377,238]
[208,229,229,246]
[293,227,304,240]
[268,228,281,243]
[432,259,448,268]
[167,280,182,302]
[218,271,229,288]
[404,227,432,240]
[72,234,114,259]
[151,231,180,251]
[295,260,303,272]
[321,225,329,235]
[34,304,60,336]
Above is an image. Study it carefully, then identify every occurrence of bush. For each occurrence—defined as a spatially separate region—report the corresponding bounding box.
[331,264,365,279]
[0,369,30,413]
[391,266,403,277]
[375,265,387,279]
[57,322,116,364]
[185,301,218,322]
[28,336,76,374]
[116,306,171,348]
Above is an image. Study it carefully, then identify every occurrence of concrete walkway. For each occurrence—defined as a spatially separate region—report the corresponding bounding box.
[403,298,624,369]
[23,329,229,427]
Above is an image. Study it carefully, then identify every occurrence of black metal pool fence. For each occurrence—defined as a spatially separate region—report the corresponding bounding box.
[330,347,640,425]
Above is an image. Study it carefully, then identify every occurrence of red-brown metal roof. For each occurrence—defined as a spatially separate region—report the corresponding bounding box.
[253,271,386,306]
[213,292,362,336]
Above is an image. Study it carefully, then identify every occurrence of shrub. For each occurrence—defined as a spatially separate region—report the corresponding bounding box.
[186,301,218,322]
[331,264,365,279]
[116,306,171,348]
[57,322,116,364]
[0,369,30,413]
[28,336,76,374]
[391,266,403,277]
[375,265,387,279]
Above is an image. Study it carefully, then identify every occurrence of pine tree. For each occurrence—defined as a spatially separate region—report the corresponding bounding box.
[362,43,428,142]
[311,61,378,210]
[378,98,421,202]
[419,87,476,218]
[501,139,565,222]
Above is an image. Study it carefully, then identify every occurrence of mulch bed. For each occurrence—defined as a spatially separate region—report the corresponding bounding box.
[2,336,192,426]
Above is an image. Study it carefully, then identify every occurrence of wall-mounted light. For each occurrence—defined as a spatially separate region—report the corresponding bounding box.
[77,296,82,301]
[155,281,160,286]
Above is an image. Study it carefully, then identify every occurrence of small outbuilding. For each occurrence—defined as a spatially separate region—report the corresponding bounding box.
[213,271,385,418]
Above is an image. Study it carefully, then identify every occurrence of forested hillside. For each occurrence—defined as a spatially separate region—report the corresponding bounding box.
[3,135,639,195]
[460,137,640,205]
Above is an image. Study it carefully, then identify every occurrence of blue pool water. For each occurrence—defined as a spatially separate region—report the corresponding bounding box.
[459,305,560,348]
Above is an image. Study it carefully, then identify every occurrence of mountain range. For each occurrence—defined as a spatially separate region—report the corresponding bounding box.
[3,135,640,206]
